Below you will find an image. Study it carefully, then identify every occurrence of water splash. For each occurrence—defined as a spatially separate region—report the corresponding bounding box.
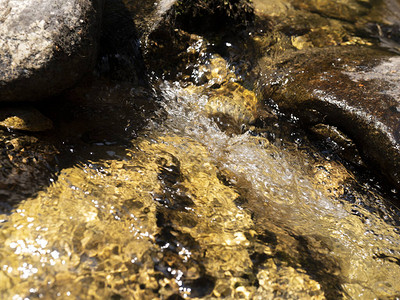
[0,80,400,299]
[155,81,400,298]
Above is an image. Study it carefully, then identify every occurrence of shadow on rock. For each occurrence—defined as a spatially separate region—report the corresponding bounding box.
[0,0,157,215]
[97,0,147,84]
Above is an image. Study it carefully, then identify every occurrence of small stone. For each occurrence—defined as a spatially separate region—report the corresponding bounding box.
[0,108,53,132]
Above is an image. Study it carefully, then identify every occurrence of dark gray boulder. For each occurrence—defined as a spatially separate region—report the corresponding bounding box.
[0,0,104,102]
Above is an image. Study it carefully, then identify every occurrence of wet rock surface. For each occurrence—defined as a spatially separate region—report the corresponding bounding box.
[0,135,331,299]
[246,0,400,190]
[256,46,400,189]
[0,0,104,102]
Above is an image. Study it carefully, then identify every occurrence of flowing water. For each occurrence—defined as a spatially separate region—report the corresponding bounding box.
[1,74,400,298]
[2,4,400,298]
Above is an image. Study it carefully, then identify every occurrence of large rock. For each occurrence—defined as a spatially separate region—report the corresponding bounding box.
[0,0,104,102]
[255,46,400,189]
[244,0,400,189]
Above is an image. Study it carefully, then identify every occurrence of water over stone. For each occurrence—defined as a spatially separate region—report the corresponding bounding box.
[1,0,400,299]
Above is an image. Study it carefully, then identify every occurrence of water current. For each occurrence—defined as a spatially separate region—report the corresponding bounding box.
[1,72,400,298]
[1,19,400,297]
[157,82,400,298]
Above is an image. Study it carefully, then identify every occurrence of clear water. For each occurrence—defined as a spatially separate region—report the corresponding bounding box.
[1,76,399,298]
[1,0,400,296]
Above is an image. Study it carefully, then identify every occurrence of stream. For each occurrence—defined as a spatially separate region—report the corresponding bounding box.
[1,0,400,299]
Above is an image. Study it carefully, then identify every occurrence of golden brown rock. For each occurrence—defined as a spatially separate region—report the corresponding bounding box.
[0,108,53,132]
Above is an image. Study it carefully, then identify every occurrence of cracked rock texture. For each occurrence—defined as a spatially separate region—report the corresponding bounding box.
[0,0,104,102]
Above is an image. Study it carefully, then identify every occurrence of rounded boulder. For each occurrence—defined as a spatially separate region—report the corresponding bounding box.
[0,0,104,102]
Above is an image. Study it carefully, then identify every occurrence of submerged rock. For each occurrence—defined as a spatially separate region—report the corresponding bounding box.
[0,0,104,102]
[0,133,346,299]
[1,96,399,298]
[183,81,259,128]
[206,82,259,125]
[0,130,58,212]
[250,0,400,51]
